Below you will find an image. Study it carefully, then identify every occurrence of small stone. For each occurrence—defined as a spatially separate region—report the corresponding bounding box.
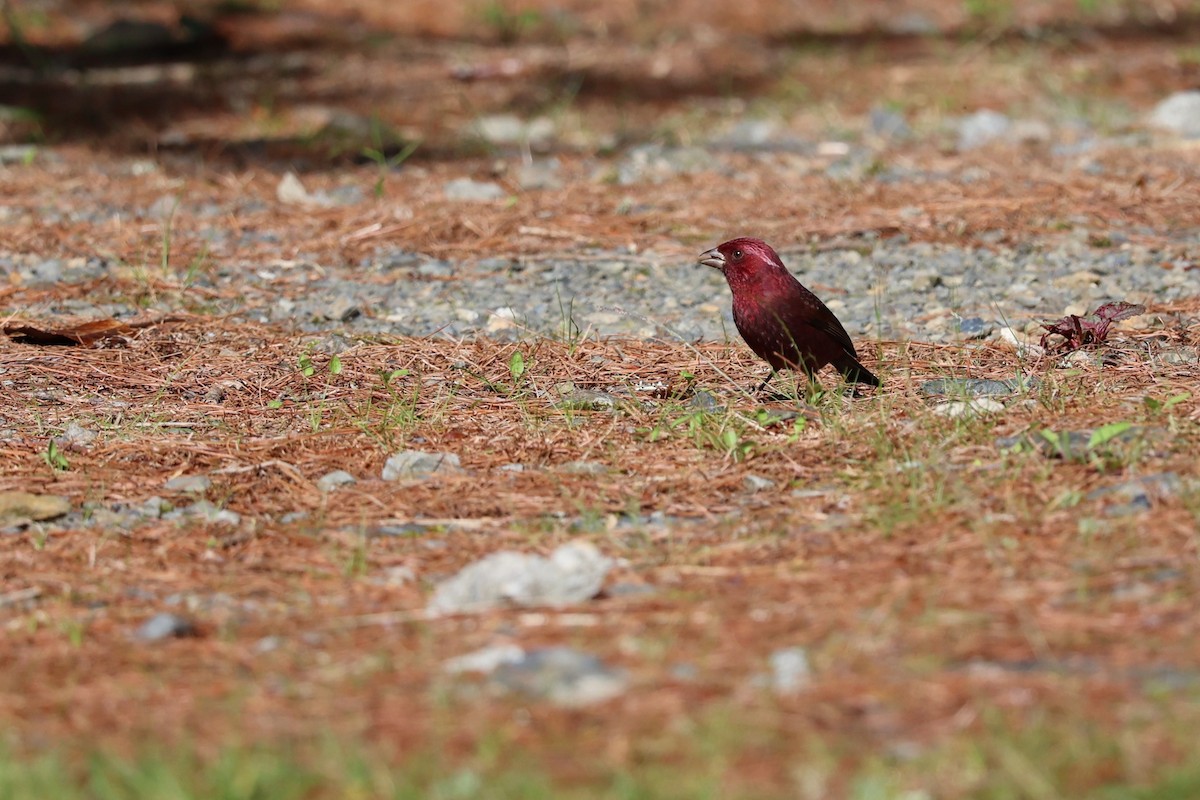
[135,613,198,642]
[163,475,211,493]
[375,565,416,586]
[955,317,994,339]
[138,496,170,519]
[0,144,38,164]
[910,270,942,291]
[743,474,776,493]
[0,492,70,526]
[444,643,526,674]
[428,541,613,614]
[443,178,506,202]
[323,296,361,322]
[1063,350,1098,367]
[276,171,324,208]
[485,306,520,333]
[1149,91,1200,137]
[1011,119,1052,144]
[382,450,463,481]
[933,398,1005,418]
[867,106,910,141]
[559,460,606,475]
[716,119,779,149]
[958,109,1011,150]
[688,391,721,412]
[473,114,555,146]
[1054,269,1103,290]
[921,378,1036,398]
[516,159,563,190]
[769,647,812,694]
[316,470,356,493]
[254,636,283,653]
[555,389,622,411]
[179,500,240,526]
[491,647,627,706]
[998,327,1045,357]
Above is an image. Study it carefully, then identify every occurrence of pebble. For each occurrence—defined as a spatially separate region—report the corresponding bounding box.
[444,643,526,674]
[933,398,1005,418]
[443,178,506,202]
[958,109,1012,150]
[516,158,563,190]
[163,475,211,493]
[427,541,613,614]
[554,389,623,411]
[768,646,812,694]
[381,450,463,481]
[1149,91,1200,137]
[867,106,910,141]
[743,475,776,493]
[316,470,356,493]
[491,646,628,706]
[921,378,1037,397]
[559,460,607,475]
[135,613,198,642]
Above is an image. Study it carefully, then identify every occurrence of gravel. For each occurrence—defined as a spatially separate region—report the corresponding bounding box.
[2,114,1195,357]
[428,541,614,614]
[185,234,1190,349]
[135,612,198,642]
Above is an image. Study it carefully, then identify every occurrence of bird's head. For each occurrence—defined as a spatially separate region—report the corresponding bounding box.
[698,237,788,288]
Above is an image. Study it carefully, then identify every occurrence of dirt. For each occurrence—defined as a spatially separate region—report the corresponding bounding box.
[2,2,1200,796]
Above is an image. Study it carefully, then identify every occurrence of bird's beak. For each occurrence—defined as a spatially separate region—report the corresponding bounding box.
[698,248,726,271]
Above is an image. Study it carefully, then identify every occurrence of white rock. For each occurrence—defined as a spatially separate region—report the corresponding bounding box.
[1149,91,1200,137]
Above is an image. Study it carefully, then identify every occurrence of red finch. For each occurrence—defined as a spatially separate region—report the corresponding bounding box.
[699,237,880,391]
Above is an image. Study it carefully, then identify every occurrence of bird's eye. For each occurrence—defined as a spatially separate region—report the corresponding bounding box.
[732,249,743,260]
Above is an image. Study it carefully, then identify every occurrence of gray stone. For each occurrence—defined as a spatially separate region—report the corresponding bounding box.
[615,145,713,185]
[316,470,356,493]
[921,378,1037,397]
[491,647,627,706]
[53,422,97,448]
[559,460,606,475]
[743,474,776,493]
[555,389,622,411]
[174,500,240,526]
[768,647,812,694]
[958,109,1012,150]
[428,541,613,614]
[868,106,910,141]
[688,390,721,412]
[135,613,197,642]
[163,475,211,493]
[516,159,563,190]
[997,426,1155,461]
[0,144,38,164]
[443,178,506,202]
[933,398,1005,418]
[382,450,463,481]
[715,119,779,149]
[955,317,994,339]
[444,643,526,674]
[1149,91,1200,137]
[473,114,555,146]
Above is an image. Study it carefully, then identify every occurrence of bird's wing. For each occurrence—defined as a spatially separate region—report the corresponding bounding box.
[801,310,858,359]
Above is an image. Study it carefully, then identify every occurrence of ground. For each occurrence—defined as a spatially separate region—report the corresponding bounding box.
[2,1,1200,798]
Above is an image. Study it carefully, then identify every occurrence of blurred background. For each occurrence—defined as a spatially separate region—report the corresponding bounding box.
[1,0,1197,164]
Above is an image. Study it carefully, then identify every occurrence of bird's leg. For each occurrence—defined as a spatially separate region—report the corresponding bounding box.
[752,371,776,395]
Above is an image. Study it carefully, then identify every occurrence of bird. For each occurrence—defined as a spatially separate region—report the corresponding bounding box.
[698,237,880,392]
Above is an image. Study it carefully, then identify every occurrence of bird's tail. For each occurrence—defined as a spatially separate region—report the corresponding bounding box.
[834,355,881,387]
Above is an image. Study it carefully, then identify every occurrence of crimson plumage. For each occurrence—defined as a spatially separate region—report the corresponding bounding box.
[699,237,880,389]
